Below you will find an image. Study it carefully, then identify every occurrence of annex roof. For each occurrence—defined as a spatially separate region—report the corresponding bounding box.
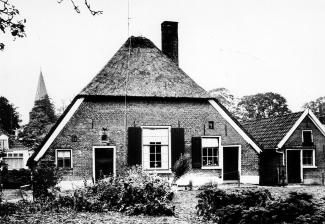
[241,109,325,150]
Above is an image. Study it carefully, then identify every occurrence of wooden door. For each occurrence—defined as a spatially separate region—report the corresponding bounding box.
[223,147,239,180]
[287,150,301,183]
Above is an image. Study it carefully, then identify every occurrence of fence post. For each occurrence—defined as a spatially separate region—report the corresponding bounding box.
[238,170,240,188]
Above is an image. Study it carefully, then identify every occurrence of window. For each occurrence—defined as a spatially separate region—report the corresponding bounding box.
[302,150,315,167]
[56,150,72,169]
[208,121,214,129]
[149,142,162,168]
[302,130,313,146]
[142,127,170,171]
[201,137,220,168]
[3,152,24,170]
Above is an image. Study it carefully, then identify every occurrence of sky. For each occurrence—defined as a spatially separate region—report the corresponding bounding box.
[1,0,325,124]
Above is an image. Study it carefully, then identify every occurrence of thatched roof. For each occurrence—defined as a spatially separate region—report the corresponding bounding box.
[79,36,210,99]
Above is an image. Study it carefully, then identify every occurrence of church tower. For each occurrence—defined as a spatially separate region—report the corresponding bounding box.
[35,71,48,102]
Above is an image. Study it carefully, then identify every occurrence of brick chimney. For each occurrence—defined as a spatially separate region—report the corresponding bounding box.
[161,21,178,66]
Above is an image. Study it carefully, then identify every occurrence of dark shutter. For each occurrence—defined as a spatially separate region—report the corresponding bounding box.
[127,127,142,166]
[171,128,185,167]
[191,137,202,168]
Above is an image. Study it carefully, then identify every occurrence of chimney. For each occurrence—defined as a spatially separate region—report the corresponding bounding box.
[161,21,178,66]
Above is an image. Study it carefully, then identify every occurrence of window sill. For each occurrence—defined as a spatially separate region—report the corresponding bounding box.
[144,169,172,174]
[201,166,221,170]
[57,167,73,171]
[303,166,317,169]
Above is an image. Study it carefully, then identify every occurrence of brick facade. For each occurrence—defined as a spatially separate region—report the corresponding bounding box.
[40,97,259,183]
[283,117,325,184]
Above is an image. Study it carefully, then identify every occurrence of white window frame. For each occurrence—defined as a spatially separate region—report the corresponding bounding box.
[201,136,222,169]
[302,149,316,168]
[302,130,313,144]
[55,149,73,169]
[92,146,116,181]
[141,126,171,173]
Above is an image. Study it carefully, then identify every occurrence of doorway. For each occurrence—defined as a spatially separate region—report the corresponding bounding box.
[93,147,115,181]
[287,150,301,183]
[223,146,240,180]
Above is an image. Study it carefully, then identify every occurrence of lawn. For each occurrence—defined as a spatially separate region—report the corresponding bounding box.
[2,185,325,223]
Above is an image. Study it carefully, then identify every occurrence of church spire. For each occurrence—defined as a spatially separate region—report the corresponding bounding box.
[35,71,48,102]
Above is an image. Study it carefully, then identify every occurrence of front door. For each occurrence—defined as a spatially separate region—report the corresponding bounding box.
[94,147,114,181]
[223,146,239,180]
[287,150,301,183]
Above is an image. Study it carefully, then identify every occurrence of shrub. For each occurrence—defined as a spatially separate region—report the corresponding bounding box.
[196,188,325,224]
[1,168,31,189]
[172,154,190,181]
[32,162,61,199]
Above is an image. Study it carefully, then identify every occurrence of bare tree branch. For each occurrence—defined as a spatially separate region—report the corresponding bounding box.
[85,0,103,16]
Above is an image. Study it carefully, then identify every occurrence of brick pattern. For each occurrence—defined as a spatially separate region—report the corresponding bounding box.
[41,98,259,181]
[284,116,325,184]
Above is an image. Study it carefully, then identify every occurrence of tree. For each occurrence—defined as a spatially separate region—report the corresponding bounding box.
[238,92,291,120]
[22,95,57,148]
[209,88,245,120]
[0,0,102,50]
[0,96,20,134]
[302,96,325,116]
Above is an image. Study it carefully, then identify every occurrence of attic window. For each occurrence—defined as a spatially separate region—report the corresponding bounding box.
[208,121,214,129]
[302,130,313,146]
[101,128,109,143]
[71,135,78,142]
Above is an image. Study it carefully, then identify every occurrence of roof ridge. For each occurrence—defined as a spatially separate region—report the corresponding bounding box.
[242,111,304,124]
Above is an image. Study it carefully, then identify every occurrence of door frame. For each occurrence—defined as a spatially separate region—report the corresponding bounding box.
[222,145,241,181]
[286,149,303,183]
[92,146,116,181]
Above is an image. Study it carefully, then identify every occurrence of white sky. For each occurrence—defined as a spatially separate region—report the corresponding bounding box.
[1,0,325,124]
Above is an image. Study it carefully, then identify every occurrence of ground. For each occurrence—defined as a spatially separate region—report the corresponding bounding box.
[2,185,325,223]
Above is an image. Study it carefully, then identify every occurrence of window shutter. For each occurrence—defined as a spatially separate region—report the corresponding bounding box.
[171,128,185,167]
[128,127,142,166]
[191,137,202,168]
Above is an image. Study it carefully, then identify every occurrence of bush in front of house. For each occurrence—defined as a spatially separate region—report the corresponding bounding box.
[1,168,31,189]
[172,154,190,182]
[74,165,175,215]
[196,188,325,224]
[32,162,61,199]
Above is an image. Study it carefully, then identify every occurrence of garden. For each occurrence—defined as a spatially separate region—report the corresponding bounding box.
[1,161,325,223]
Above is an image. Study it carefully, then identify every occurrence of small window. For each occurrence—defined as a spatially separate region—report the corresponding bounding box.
[208,121,214,129]
[57,150,72,169]
[18,153,23,157]
[8,153,12,157]
[71,135,78,142]
[302,150,314,166]
[13,153,18,157]
[302,130,313,146]
[201,137,220,167]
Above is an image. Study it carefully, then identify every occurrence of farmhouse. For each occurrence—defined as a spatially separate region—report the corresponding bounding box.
[28,21,262,188]
[242,109,325,185]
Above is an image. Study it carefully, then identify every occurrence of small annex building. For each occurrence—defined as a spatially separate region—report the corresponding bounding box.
[28,21,262,188]
[242,109,325,185]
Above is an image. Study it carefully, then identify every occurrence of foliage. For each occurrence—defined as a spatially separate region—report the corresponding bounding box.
[22,95,57,148]
[238,92,291,120]
[1,168,31,189]
[196,188,325,224]
[209,88,244,120]
[0,0,102,51]
[0,96,20,134]
[71,165,175,215]
[303,96,325,116]
[172,154,190,181]
[32,162,61,199]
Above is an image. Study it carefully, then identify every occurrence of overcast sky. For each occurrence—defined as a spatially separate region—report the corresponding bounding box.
[1,0,325,124]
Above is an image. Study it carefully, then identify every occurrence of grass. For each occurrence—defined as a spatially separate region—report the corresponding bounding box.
[2,185,325,223]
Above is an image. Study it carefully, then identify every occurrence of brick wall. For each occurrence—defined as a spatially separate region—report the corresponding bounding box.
[284,116,325,184]
[41,97,259,181]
